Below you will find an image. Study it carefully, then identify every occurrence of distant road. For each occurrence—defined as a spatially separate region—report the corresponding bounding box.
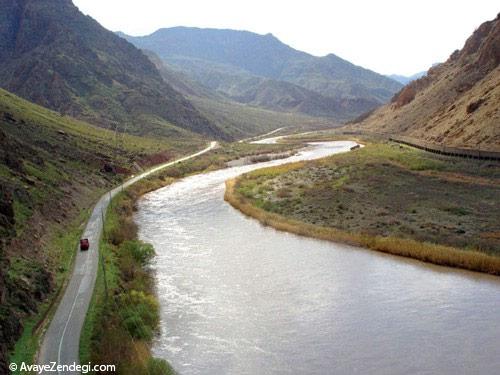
[238,127,286,143]
[38,141,217,374]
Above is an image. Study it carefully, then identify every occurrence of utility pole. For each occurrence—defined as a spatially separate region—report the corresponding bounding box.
[100,209,109,300]
[101,209,106,239]
[101,251,108,300]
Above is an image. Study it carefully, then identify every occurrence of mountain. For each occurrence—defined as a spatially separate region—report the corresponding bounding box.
[154,54,360,119]
[388,64,440,84]
[348,14,500,150]
[0,0,225,139]
[389,71,427,85]
[118,28,403,119]
[145,50,341,138]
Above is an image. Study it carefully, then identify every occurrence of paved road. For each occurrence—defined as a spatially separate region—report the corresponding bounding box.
[237,127,286,143]
[37,142,217,374]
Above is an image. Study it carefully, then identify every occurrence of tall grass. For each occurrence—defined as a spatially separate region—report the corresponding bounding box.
[225,179,500,275]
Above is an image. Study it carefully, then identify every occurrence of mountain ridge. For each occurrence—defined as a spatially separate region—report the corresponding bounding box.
[119,27,403,119]
[388,63,441,84]
[146,50,341,138]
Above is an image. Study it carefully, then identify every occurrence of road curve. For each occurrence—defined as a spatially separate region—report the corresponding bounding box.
[38,142,217,374]
[237,127,286,143]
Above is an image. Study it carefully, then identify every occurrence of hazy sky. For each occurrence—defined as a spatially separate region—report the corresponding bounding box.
[73,0,499,76]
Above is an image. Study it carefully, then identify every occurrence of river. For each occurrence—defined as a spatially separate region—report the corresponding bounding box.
[135,141,500,374]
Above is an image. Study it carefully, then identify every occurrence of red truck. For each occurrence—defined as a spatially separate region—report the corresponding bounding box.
[80,238,90,251]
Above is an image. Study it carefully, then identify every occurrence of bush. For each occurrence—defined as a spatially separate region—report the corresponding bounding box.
[109,219,137,245]
[122,314,152,340]
[276,188,291,198]
[119,290,159,339]
[466,98,485,114]
[121,240,155,265]
[147,358,176,375]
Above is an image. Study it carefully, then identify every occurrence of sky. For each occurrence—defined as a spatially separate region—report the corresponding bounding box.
[73,0,499,76]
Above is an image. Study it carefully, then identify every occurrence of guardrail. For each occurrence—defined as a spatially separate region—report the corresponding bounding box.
[389,136,500,161]
[320,130,500,161]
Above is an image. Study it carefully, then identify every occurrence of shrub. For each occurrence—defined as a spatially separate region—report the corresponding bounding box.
[147,358,176,375]
[443,206,470,216]
[122,314,152,340]
[109,219,137,245]
[276,188,291,198]
[119,290,159,339]
[121,240,155,266]
[466,98,485,114]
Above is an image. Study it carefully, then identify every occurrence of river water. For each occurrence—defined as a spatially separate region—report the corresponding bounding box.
[135,141,500,375]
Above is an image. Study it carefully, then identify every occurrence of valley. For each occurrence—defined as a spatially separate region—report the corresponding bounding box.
[0,1,498,374]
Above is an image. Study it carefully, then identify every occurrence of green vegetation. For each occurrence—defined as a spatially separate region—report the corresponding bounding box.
[123,141,301,198]
[227,140,500,274]
[80,191,174,374]
[0,89,203,166]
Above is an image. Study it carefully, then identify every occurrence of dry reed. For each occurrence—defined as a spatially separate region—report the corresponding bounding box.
[225,179,500,275]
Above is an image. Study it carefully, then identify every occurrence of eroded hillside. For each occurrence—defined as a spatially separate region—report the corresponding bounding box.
[348,14,500,150]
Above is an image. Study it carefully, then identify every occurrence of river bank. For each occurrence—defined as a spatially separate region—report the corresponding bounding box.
[225,141,500,275]
[79,141,301,374]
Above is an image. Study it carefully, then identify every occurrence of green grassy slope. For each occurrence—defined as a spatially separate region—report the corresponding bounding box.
[0,88,203,372]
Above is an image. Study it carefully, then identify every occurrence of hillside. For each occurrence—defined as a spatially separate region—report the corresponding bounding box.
[0,88,204,372]
[149,54,364,119]
[348,14,500,151]
[119,28,402,119]
[0,0,223,139]
[146,51,341,138]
